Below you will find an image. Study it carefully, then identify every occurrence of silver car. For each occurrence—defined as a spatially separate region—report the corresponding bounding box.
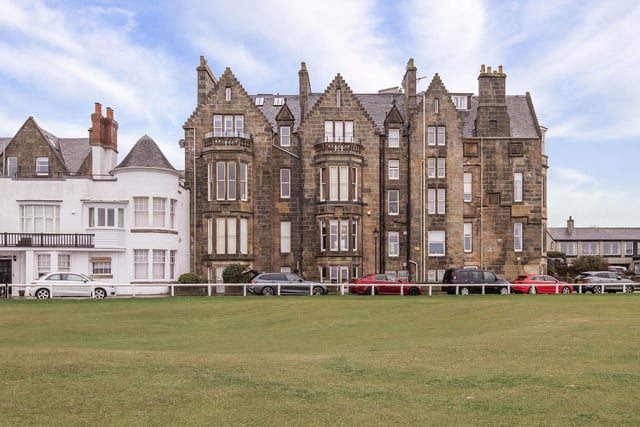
[29,272,117,299]
[247,272,327,296]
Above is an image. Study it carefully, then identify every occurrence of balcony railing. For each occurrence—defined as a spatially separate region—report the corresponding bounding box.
[0,233,94,248]
[315,137,363,154]
[203,131,253,150]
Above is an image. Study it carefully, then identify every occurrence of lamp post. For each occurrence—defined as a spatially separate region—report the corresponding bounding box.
[372,228,379,273]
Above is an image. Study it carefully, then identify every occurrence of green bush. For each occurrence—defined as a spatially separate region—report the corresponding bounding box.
[222,264,252,283]
[178,272,207,284]
[572,255,608,274]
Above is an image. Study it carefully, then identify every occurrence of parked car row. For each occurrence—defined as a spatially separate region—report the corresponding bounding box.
[17,269,637,300]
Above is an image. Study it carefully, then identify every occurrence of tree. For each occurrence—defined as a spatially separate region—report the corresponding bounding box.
[222,264,252,283]
[178,272,206,284]
[572,256,608,274]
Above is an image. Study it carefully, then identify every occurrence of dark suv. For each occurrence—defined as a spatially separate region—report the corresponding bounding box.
[247,272,328,296]
[442,268,510,295]
[574,271,635,294]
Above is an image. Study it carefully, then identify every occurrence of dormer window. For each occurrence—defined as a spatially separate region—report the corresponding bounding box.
[225,87,231,101]
[255,97,264,106]
[280,126,291,147]
[274,97,284,106]
[451,95,470,110]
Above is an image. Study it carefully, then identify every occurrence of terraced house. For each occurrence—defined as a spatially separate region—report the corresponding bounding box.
[183,57,547,283]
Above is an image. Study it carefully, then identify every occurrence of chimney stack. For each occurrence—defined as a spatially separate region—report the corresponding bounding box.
[299,61,311,121]
[567,216,574,233]
[402,58,417,115]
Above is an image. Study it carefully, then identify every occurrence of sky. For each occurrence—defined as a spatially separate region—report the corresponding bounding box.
[1,0,639,228]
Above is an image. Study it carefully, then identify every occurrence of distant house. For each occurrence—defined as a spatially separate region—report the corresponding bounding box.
[547,216,640,273]
[0,103,190,292]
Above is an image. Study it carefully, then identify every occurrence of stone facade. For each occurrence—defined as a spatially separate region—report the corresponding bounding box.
[183,58,547,283]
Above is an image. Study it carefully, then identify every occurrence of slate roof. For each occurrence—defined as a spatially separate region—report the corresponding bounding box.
[459,96,540,138]
[59,138,91,173]
[548,227,640,241]
[254,92,408,134]
[115,135,176,171]
[253,91,534,138]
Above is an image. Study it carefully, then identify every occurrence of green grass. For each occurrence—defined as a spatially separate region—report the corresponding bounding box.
[1,295,639,426]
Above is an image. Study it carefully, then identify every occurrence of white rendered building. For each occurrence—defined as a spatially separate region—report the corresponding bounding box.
[0,103,189,294]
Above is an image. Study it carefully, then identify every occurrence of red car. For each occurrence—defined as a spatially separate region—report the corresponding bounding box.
[512,274,573,294]
[350,274,422,295]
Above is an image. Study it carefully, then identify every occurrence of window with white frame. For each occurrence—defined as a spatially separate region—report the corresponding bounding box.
[427,126,446,146]
[320,166,357,201]
[624,241,633,256]
[134,249,148,279]
[89,207,125,228]
[92,259,111,275]
[280,169,291,198]
[451,95,469,110]
[255,97,264,106]
[388,190,399,215]
[133,197,148,227]
[213,114,244,137]
[20,204,60,233]
[227,162,237,200]
[434,98,439,114]
[388,129,400,148]
[239,162,248,201]
[319,219,358,252]
[427,269,446,283]
[216,162,226,200]
[281,221,291,253]
[280,126,291,146]
[7,157,17,177]
[464,173,472,202]
[169,250,176,280]
[37,254,51,277]
[428,231,446,256]
[336,89,341,108]
[514,222,523,252]
[427,158,445,178]
[58,254,70,271]
[427,188,445,214]
[274,97,284,106]
[215,217,245,255]
[153,249,165,279]
[170,199,176,229]
[559,242,577,256]
[225,87,231,101]
[581,242,599,255]
[464,223,472,252]
[388,160,399,180]
[437,158,446,178]
[324,120,354,142]
[388,231,399,256]
[35,157,49,176]
[207,218,213,255]
[603,242,620,256]
[153,198,166,228]
[514,173,523,202]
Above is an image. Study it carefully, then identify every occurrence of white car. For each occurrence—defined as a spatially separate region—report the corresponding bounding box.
[29,272,117,299]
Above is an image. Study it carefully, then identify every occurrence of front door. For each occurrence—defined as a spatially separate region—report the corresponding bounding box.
[0,260,11,284]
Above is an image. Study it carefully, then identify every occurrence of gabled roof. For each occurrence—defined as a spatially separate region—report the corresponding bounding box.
[59,138,91,174]
[547,227,640,241]
[115,135,176,171]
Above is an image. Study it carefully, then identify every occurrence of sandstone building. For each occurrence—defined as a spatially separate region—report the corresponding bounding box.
[182,57,547,283]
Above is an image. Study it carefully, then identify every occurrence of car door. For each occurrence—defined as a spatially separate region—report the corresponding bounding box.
[532,275,551,293]
[62,273,92,297]
[374,274,398,294]
[284,273,305,294]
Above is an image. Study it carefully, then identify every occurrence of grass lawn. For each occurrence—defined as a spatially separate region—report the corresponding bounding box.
[0,295,639,426]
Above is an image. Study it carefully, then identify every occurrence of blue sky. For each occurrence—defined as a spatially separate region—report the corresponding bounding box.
[1,0,639,227]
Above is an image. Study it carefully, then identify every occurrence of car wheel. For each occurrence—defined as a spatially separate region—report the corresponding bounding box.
[528,286,536,294]
[561,286,571,294]
[94,288,107,299]
[408,287,420,296]
[624,285,634,294]
[35,288,50,299]
[460,287,470,296]
[592,285,602,294]
[312,286,324,296]
[261,286,275,296]
[500,287,509,295]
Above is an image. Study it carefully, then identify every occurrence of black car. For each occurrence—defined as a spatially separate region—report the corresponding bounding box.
[247,272,327,296]
[442,268,510,295]
[574,271,635,294]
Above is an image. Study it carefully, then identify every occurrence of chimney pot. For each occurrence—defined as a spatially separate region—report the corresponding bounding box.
[499,65,503,73]
[106,107,113,119]
[94,102,102,114]
[487,66,492,73]
[480,64,486,73]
